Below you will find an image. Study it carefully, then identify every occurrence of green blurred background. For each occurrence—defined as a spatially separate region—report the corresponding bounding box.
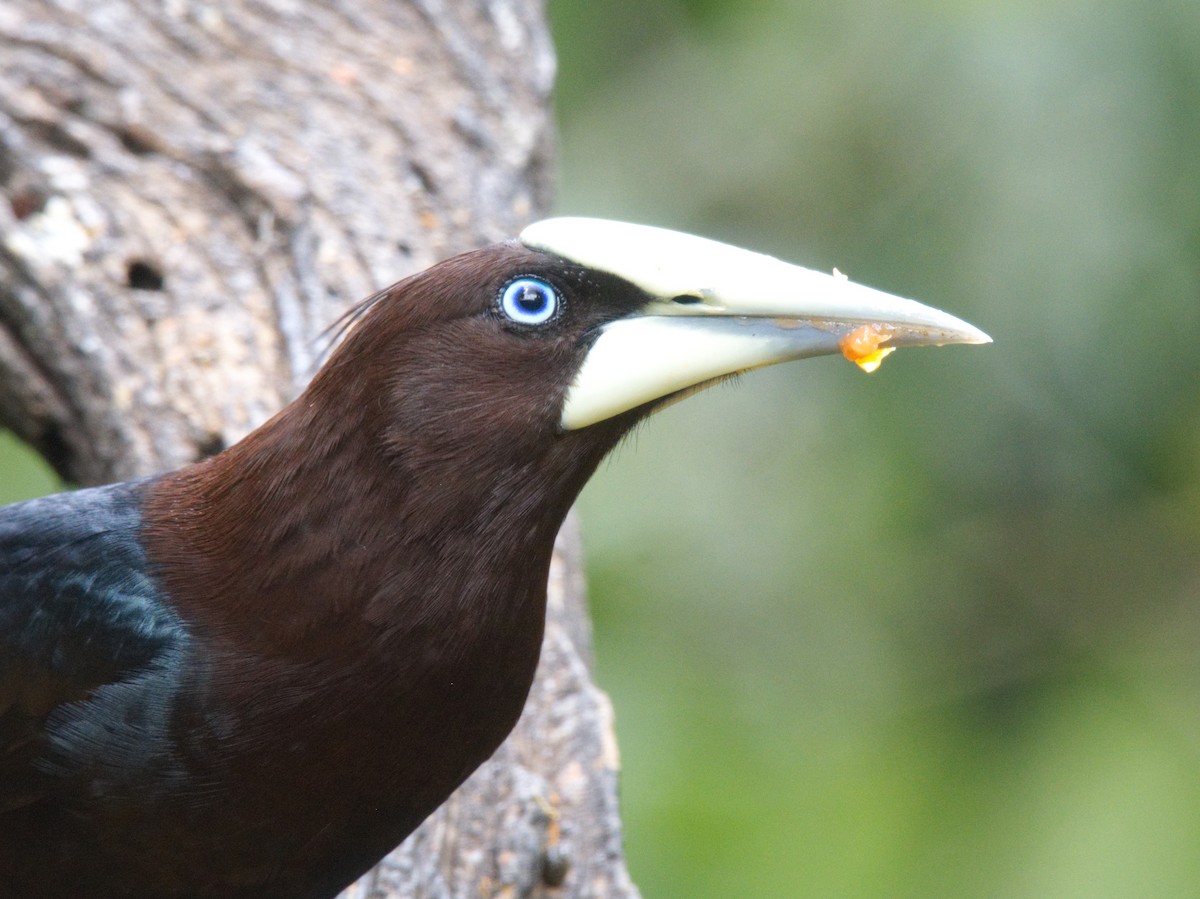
[5,0,1200,895]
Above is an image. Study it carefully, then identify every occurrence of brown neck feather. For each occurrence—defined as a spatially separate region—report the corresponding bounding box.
[137,297,626,692]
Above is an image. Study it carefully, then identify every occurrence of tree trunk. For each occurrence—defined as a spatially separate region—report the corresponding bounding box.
[0,2,639,896]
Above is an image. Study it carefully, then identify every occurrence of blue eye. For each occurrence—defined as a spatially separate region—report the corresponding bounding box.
[500,277,559,325]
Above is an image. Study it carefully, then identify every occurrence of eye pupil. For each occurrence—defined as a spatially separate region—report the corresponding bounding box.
[500,277,559,325]
[516,286,543,312]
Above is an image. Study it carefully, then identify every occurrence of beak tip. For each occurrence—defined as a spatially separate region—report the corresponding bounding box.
[927,311,991,348]
[963,325,993,346]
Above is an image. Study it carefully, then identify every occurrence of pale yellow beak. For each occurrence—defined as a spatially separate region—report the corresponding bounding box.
[521,218,991,430]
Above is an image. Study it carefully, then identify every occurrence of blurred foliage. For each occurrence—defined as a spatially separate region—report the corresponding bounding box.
[2,0,1199,894]
[548,0,1200,895]
[0,430,59,506]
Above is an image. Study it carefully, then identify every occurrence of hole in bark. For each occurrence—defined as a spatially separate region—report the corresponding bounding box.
[540,846,570,887]
[408,162,436,195]
[196,433,226,459]
[127,259,165,291]
[10,188,48,221]
[117,126,158,156]
[30,121,91,159]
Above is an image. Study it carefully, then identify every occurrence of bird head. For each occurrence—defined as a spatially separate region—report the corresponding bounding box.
[317,218,989,475]
[195,216,992,593]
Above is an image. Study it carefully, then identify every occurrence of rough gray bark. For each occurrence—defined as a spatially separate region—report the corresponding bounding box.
[0,2,639,896]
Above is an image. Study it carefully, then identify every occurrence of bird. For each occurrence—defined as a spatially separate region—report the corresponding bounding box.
[0,218,989,898]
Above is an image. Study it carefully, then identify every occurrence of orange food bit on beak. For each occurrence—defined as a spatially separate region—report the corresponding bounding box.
[839,324,896,373]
